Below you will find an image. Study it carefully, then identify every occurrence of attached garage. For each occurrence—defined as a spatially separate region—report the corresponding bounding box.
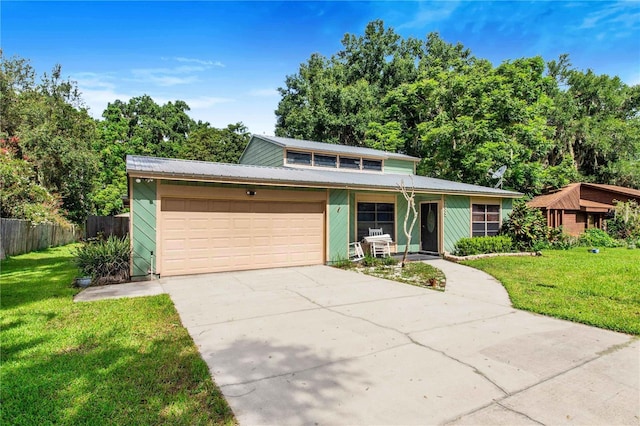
[127,149,521,280]
[154,184,327,277]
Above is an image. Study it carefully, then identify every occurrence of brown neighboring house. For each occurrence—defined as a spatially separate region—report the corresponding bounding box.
[527,183,640,236]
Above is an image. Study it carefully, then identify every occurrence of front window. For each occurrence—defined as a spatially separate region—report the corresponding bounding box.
[357,202,395,240]
[472,204,500,237]
[339,156,361,169]
[362,159,382,171]
[286,150,312,165]
[314,154,337,168]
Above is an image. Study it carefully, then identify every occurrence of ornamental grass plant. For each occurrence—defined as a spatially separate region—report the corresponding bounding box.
[74,235,130,285]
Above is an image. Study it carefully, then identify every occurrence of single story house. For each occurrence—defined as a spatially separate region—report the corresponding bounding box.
[127,135,521,279]
[527,182,640,236]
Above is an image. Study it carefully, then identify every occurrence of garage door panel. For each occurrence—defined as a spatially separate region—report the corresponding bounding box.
[232,217,252,229]
[164,216,186,228]
[164,238,187,249]
[163,199,187,211]
[187,217,209,227]
[188,199,209,212]
[188,238,210,249]
[160,197,325,276]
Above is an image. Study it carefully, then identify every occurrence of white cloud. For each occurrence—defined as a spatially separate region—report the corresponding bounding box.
[130,68,199,86]
[75,84,134,118]
[248,88,279,97]
[397,1,461,29]
[579,1,640,33]
[73,72,117,90]
[70,72,127,117]
[172,57,225,67]
[129,57,225,87]
[131,66,208,86]
[155,96,233,109]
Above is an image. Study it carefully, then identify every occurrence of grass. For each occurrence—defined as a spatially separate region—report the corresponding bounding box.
[1,245,235,425]
[462,247,640,335]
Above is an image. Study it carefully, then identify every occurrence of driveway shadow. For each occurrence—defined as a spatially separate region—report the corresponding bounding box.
[204,338,372,425]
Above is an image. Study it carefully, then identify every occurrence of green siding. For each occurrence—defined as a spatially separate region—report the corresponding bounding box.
[328,189,349,262]
[444,195,470,253]
[132,179,157,277]
[396,194,440,252]
[384,158,415,174]
[239,138,284,166]
[347,191,441,253]
[502,198,513,222]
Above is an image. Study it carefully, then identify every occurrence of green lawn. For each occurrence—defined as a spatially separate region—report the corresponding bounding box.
[463,247,640,335]
[0,245,235,425]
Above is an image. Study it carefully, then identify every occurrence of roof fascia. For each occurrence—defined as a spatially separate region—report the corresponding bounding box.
[127,170,522,198]
[252,134,286,148]
[582,183,640,198]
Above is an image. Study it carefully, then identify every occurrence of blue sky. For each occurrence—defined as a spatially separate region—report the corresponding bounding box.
[3,1,639,135]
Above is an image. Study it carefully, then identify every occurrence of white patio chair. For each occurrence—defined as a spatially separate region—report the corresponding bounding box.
[348,242,365,262]
[368,228,384,236]
[371,240,391,257]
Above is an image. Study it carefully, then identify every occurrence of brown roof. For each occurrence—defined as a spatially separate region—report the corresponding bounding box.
[581,183,640,198]
[579,199,612,212]
[527,182,640,210]
[527,183,580,209]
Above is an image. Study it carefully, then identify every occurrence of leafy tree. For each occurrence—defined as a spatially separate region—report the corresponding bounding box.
[94,99,250,215]
[546,59,640,188]
[0,146,64,224]
[179,122,250,163]
[607,200,640,240]
[276,20,419,146]
[93,96,196,214]
[0,53,98,223]
[275,21,640,193]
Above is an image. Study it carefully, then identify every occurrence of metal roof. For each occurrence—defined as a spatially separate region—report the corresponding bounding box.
[127,155,522,198]
[253,135,420,162]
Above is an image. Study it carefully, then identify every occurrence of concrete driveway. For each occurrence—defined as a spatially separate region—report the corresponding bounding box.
[161,261,639,425]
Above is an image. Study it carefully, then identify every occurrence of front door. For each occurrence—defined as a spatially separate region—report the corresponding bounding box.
[421,203,439,253]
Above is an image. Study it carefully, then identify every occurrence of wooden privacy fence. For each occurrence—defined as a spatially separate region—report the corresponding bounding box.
[1,218,80,259]
[85,215,129,239]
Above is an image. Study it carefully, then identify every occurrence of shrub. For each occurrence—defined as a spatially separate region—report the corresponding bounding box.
[578,229,623,248]
[332,257,354,269]
[548,229,579,250]
[532,226,578,251]
[74,235,131,285]
[381,255,398,266]
[453,236,513,256]
[361,254,398,267]
[607,200,640,240]
[501,202,551,250]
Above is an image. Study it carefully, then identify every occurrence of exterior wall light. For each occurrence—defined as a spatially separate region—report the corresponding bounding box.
[246,190,257,196]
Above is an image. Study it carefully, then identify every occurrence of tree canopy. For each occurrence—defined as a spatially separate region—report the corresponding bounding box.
[276,20,640,193]
[2,22,638,225]
[0,52,250,223]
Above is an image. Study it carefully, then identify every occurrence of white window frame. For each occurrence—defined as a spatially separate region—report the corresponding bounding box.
[471,203,501,237]
[284,149,385,173]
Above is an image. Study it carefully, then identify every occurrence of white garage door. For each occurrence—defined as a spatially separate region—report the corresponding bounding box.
[160,197,325,276]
